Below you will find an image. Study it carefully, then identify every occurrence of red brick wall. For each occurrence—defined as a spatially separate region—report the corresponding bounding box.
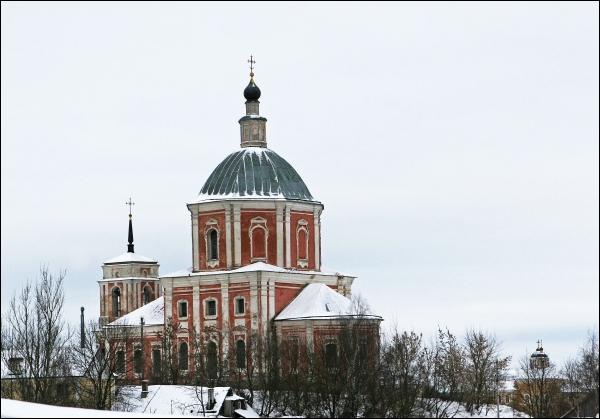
[275,283,304,315]
[198,210,226,270]
[241,210,277,266]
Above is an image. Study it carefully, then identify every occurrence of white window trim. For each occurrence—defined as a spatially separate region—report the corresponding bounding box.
[111,286,122,318]
[204,219,220,268]
[296,220,309,268]
[204,297,218,319]
[249,217,268,262]
[234,296,246,316]
[177,299,189,320]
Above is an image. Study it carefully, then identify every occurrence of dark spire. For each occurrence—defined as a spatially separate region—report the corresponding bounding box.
[80,307,85,349]
[126,197,135,253]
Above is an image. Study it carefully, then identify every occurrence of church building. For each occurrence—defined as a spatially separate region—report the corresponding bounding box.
[98,59,382,382]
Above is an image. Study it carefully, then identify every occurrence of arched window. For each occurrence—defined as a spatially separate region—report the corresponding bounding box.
[208,229,218,261]
[143,286,152,305]
[236,340,246,369]
[134,348,142,374]
[179,342,188,371]
[296,220,309,267]
[207,341,218,379]
[325,343,338,369]
[112,287,121,318]
[250,227,267,261]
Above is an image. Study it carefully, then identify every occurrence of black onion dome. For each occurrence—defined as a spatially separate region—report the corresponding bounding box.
[244,78,261,102]
[198,148,316,201]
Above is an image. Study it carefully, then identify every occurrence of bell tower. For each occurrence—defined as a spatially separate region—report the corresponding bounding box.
[98,199,161,325]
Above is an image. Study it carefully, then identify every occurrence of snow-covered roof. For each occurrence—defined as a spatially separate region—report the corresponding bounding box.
[121,385,257,418]
[108,296,164,327]
[0,398,183,418]
[275,283,382,321]
[161,261,354,278]
[104,252,157,265]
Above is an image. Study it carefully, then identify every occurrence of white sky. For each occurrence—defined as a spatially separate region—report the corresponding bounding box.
[1,2,598,367]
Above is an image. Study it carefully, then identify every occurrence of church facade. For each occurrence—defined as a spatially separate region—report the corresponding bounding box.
[98,62,382,382]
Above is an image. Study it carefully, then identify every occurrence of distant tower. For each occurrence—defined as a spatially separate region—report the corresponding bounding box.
[98,199,160,325]
[530,340,550,369]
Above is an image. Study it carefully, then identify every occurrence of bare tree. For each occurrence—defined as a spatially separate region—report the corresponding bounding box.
[379,329,426,418]
[71,320,134,410]
[462,329,510,414]
[420,328,465,418]
[2,267,73,405]
[159,316,181,384]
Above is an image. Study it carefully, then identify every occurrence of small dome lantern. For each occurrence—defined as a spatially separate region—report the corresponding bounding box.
[529,340,550,369]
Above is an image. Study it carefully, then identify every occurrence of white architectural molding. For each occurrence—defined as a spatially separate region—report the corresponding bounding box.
[233,206,241,267]
[191,212,199,271]
[285,206,291,268]
[276,204,284,267]
[224,204,232,269]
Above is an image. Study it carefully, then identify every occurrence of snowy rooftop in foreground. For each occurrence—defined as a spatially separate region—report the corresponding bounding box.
[108,296,164,327]
[275,283,382,321]
[121,385,258,417]
[104,252,157,264]
[0,398,185,418]
[161,261,354,278]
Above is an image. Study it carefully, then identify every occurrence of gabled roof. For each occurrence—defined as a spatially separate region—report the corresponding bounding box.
[104,252,157,265]
[108,296,164,327]
[274,283,382,321]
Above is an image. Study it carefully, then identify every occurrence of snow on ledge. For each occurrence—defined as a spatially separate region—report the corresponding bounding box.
[161,262,354,279]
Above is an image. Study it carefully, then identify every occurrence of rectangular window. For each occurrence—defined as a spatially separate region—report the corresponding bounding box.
[206,300,217,317]
[178,301,188,318]
[116,350,125,373]
[152,349,161,378]
[134,349,142,374]
[235,298,245,315]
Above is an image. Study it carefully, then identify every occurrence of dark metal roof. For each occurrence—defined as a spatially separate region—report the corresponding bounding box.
[198,148,316,201]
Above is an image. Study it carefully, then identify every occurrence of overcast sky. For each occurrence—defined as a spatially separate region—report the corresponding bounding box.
[2,2,598,367]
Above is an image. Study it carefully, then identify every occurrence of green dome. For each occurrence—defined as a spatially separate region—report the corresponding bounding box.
[197,147,316,202]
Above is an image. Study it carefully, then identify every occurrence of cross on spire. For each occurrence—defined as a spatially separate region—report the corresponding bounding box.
[248,54,256,77]
[125,198,135,253]
[125,197,135,217]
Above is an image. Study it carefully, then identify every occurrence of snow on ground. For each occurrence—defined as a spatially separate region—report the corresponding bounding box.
[0,398,185,418]
[431,402,529,418]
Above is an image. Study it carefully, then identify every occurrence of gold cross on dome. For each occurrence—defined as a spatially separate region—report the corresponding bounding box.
[125,197,135,216]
